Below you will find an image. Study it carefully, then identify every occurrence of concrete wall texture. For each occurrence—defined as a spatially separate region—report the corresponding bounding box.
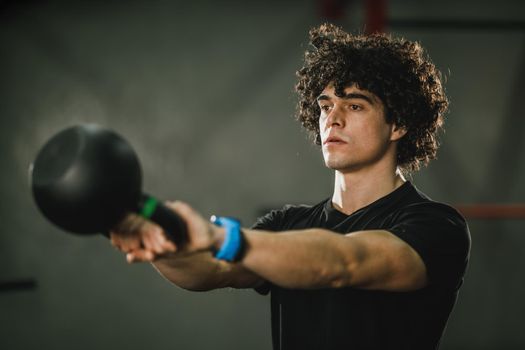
[1,0,524,349]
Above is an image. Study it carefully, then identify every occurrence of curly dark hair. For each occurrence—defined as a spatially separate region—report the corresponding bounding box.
[295,23,448,173]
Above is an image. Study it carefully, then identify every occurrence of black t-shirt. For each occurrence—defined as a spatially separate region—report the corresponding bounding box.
[252,182,471,350]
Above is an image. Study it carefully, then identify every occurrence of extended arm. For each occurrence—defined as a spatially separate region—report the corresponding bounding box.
[112,201,427,292]
[237,228,427,291]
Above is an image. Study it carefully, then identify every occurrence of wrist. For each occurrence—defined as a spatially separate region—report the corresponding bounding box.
[211,225,226,251]
[210,216,245,262]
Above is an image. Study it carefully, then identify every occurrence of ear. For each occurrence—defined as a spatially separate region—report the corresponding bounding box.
[390,124,407,141]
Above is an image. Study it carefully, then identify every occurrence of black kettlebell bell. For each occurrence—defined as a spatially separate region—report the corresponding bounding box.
[30,124,186,245]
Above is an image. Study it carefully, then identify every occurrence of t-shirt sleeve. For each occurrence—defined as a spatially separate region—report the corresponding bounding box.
[251,208,287,231]
[387,202,471,290]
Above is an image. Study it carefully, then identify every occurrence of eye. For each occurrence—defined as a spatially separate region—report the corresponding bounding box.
[319,104,332,113]
[349,104,362,111]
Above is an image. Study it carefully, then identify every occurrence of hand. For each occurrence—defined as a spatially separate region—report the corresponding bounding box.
[110,212,176,263]
[110,201,223,263]
[165,201,223,253]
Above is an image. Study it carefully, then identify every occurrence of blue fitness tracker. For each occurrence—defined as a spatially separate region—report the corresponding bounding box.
[210,216,244,262]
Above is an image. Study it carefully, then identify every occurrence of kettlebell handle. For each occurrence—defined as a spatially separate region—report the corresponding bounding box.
[138,194,186,245]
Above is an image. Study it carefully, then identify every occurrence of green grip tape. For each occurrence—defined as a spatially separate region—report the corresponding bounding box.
[140,196,158,219]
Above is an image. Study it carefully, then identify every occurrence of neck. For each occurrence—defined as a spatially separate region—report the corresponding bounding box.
[331,163,406,215]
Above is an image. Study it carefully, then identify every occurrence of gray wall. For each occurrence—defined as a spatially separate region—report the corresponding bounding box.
[1,0,524,349]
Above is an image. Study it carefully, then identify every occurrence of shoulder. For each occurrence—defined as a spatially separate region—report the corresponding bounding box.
[387,197,471,288]
[251,199,329,231]
[392,183,468,231]
[395,200,467,228]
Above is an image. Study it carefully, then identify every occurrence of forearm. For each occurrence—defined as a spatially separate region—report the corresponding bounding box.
[238,228,359,289]
[152,251,263,291]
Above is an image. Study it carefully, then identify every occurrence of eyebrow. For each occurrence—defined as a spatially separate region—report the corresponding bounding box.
[316,92,375,105]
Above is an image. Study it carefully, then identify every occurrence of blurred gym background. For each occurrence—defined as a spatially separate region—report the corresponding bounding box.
[1,0,524,349]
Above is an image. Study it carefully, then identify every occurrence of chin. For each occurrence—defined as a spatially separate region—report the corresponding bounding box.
[325,158,355,171]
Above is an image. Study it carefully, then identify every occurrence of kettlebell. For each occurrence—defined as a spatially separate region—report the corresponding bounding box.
[30,124,186,245]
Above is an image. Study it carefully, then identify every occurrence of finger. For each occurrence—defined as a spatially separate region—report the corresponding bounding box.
[113,213,137,232]
[113,213,148,235]
[141,229,158,252]
[110,231,135,253]
[126,214,148,234]
[146,223,178,253]
[119,234,142,253]
[153,229,177,253]
[127,250,155,263]
[161,238,177,253]
[143,226,166,254]
[109,231,120,247]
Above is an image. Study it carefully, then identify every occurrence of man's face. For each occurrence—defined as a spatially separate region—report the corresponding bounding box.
[318,84,401,173]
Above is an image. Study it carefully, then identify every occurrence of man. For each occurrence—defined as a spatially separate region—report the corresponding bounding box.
[111,24,470,349]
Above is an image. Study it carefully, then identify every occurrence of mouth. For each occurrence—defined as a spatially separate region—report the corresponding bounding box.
[323,136,347,145]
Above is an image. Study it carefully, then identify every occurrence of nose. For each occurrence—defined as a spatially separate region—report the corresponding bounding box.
[323,105,345,129]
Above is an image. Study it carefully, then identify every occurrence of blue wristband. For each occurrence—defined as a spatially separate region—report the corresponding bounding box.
[211,216,242,262]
